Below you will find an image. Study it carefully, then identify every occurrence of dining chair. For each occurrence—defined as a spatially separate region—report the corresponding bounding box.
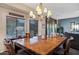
[4,39,15,55]
[4,39,31,55]
[54,36,73,55]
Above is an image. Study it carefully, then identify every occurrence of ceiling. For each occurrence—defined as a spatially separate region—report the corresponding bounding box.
[4,3,79,19]
[24,3,79,19]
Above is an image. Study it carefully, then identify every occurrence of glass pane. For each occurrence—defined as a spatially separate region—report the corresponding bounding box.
[6,17,16,38]
[47,19,57,37]
[29,19,38,38]
[16,18,25,37]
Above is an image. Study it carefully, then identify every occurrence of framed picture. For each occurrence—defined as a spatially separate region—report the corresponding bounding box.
[70,22,75,32]
[75,23,79,32]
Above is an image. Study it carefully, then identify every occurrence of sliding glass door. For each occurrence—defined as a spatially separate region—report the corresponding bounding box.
[6,16,25,39]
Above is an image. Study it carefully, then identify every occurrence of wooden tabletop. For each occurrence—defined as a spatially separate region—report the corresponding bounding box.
[15,36,65,55]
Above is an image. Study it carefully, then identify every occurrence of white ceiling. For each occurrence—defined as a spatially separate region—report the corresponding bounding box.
[24,3,79,19]
[5,3,79,19]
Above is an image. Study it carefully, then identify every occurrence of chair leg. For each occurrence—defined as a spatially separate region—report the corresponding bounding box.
[64,49,69,55]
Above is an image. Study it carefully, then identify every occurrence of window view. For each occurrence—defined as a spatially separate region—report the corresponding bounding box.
[6,16,25,39]
[29,19,38,38]
[16,18,25,37]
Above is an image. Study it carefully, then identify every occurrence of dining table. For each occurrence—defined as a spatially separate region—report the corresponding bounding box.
[13,36,65,55]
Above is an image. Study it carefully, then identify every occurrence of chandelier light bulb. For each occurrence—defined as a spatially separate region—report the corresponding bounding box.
[36,5,42,15]
[29,11,34,17]
[47,10,52,18]
[33,14,36,18]
[44,8,47,13]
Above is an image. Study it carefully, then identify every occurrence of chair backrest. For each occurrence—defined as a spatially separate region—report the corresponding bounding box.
[64,36,73,54]
[4,39,15,55]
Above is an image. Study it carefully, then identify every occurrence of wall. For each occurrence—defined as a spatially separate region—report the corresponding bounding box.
[0,8,7,52]
[59,17,79,34]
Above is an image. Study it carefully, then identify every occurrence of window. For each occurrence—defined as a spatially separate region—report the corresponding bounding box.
[6,16,25,39]
[47,19,57,37]
[16,18,25,37]
[29,19,38,38]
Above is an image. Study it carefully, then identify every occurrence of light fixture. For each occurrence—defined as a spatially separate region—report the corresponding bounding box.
[29,3,52,18]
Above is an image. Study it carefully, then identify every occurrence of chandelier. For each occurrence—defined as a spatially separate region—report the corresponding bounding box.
[29,3,52,19]
[29,3,53,39]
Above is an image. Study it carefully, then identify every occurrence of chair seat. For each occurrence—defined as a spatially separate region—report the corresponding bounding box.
[54,48,64,55]
[69,48,79,55]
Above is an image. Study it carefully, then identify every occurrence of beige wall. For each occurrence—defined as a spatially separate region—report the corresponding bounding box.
[0,7,8,52]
